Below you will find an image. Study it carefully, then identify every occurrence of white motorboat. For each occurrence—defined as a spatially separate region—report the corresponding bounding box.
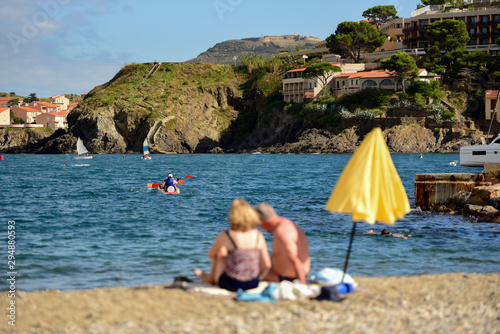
[459,134,500,167]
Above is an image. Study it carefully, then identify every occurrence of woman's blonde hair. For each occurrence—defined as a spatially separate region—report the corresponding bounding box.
[228,198,260,231]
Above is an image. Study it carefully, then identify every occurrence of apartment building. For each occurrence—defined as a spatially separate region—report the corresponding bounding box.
[376,18,405,52]
[403,2,500,55]
[51,94,70,110]
[35,110,69,128]
[26,101,60,113]
[11,106,41,124]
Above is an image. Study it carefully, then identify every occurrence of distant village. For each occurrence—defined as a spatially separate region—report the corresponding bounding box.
[0,93,86,129]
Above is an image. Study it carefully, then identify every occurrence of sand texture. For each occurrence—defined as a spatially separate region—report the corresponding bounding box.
[1,273,499,334]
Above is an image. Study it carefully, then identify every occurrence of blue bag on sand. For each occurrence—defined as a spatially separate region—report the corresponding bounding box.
[333,282,355,294]
[235,283,277,303]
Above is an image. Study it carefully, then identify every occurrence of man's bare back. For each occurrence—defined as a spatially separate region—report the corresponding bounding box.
[255,203,310,283]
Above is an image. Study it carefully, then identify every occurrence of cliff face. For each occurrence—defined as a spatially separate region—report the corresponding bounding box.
[0,128,56,153]
[237,108,485,154]
[44,62,248,154]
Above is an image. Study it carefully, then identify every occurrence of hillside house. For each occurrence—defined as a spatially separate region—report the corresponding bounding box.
[0,97,19,108]
[11,106,41,124]
[282,62,375,103]
[0,107,10,125]
[331,69,440,98]
[26,101,60,113]
[51,95,70,110]
[486,90,500,121]
[35,110,69,128]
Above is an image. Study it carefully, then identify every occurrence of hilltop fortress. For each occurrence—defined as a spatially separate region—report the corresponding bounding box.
[189,33,322,64]
[242,34,321,45]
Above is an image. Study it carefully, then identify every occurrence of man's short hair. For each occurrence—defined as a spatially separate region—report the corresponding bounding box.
[381,228,390,235]
[254,202,276,222]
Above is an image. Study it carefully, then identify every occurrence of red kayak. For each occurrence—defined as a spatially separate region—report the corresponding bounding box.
[146,175,193,194]
[147,181,183,194]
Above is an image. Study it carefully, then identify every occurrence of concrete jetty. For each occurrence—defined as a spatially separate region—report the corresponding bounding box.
[415,163,500,213]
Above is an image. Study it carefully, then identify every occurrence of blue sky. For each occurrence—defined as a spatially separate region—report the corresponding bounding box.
[0,0,415,98]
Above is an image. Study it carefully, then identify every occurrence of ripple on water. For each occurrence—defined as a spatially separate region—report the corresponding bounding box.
[1,153,498,291]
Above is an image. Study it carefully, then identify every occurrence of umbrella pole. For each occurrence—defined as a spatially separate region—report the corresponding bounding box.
[342,221,357,283]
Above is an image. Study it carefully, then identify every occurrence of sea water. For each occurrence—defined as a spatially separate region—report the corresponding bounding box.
[0,153,498,291]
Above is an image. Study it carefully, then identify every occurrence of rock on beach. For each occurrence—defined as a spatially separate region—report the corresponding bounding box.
[1,273,499,333]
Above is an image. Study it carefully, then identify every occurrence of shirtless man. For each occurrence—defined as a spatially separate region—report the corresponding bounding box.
[254,203,310,284]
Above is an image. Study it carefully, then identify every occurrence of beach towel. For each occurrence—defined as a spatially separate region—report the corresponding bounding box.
[272,280,321,301]
[236,283,277,303]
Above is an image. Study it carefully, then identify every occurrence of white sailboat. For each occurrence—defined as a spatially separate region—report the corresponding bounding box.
[142,137,151,160]
[76,138,94,159]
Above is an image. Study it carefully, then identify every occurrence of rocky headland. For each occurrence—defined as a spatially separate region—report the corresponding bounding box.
[0,62,495,155]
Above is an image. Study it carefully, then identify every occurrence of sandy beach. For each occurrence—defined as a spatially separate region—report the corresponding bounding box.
[1,272,499,333]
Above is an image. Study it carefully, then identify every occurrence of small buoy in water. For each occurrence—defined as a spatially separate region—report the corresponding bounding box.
[0,155,3,161]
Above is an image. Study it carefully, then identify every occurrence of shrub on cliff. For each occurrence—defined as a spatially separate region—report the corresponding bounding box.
[336,88,392,110]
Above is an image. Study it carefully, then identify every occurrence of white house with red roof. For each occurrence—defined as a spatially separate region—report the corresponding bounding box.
[282,62,370,103]
[51,95,70,110]
[331,68,440,97]
[35,110,69,128]
[0,107,10,125]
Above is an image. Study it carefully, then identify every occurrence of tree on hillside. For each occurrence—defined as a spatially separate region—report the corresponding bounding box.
[424,20,469,53]
[380,52,419,93]
[419,20,469,74]
[362,5,398,28]
[23,93,38,103]
[326,21,386,63]
[420,0,446,5]
[453,50,490,78]
[419,0,466,8]
[302,62,342,95]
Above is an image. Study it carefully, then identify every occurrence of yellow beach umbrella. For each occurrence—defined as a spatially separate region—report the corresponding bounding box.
[325,127,410,280]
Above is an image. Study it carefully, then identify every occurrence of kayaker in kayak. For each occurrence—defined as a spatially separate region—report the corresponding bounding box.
[159,174,179,193]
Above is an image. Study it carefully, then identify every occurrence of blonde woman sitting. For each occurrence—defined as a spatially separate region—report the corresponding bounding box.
[194,198,271,292]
